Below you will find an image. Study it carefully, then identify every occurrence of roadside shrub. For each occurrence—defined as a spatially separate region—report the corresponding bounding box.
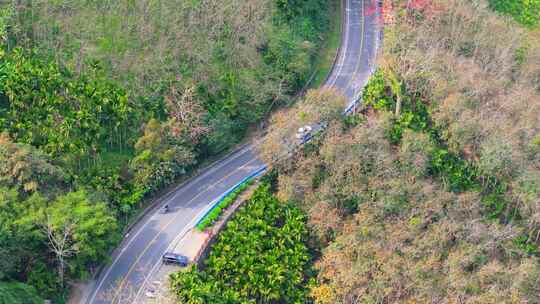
[196,179,253,231]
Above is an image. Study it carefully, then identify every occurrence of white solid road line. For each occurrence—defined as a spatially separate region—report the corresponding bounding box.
[326,0,350,88]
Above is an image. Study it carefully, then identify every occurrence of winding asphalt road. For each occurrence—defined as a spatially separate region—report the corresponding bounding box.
[83,0,380,303]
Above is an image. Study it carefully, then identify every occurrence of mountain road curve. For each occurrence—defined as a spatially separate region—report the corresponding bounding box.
[82,0,380,303]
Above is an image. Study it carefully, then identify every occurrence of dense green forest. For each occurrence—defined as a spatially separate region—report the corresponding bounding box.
[171,183,313,303]
[0,282,43,304]
[0,0,330,301]
[489,0,540,27]
[260,0,540,303]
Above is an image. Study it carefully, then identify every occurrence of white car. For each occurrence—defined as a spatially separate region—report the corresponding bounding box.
[296,125,312,140]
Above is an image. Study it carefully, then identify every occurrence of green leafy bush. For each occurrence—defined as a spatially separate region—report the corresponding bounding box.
[196,179,254,231]
[362,70,396,111]
[489,0,540,28]
[429,148,478,192]
[513,235,540,257]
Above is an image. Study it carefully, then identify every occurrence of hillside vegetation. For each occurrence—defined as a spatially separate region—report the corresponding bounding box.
[261,0,540,303]
[171,183,313,303]
[0,0,331,300]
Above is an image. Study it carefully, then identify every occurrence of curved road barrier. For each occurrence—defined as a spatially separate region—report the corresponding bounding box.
[195,164,267,230]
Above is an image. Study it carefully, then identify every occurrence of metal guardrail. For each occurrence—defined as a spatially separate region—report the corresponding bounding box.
[343,89,363,115]
[297,89,362,145]
[194,165,268,227]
